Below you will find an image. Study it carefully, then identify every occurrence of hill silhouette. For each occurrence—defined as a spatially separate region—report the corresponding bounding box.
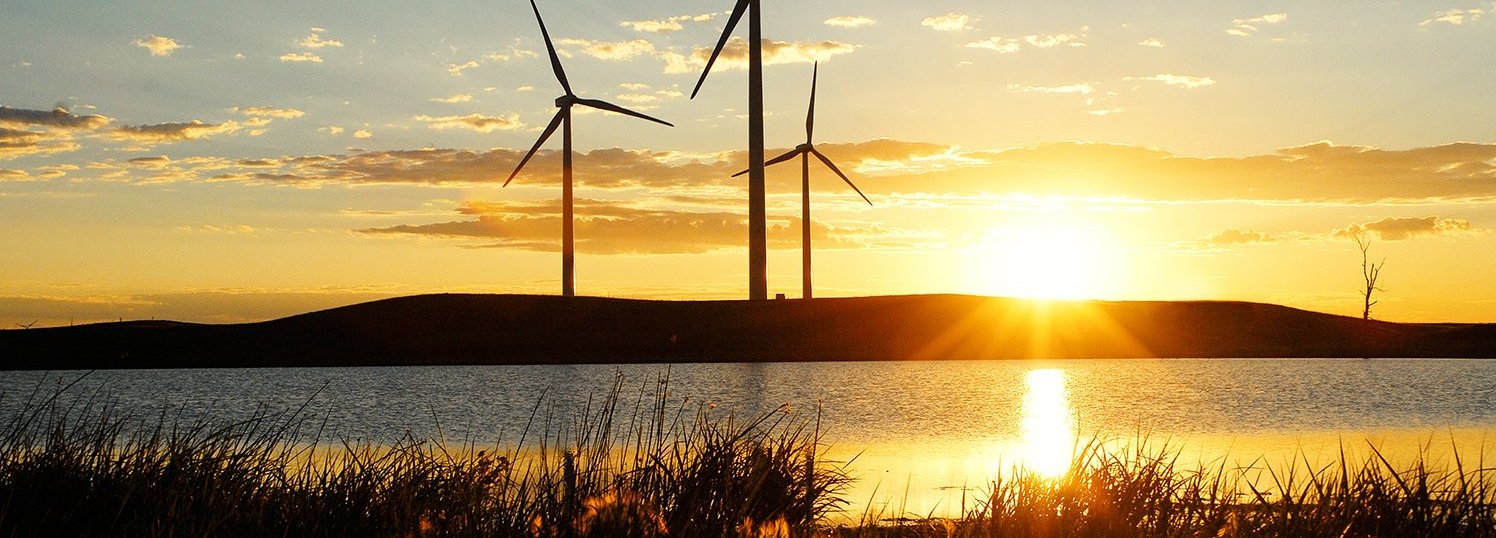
[1,294,1493,370]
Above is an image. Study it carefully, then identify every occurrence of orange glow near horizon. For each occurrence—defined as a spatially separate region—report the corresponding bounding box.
[962,217,1128,301]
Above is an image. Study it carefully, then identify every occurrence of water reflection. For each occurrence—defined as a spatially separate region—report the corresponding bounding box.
[1019,368,1076,478]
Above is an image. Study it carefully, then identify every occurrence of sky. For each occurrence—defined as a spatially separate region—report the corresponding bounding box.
[2,0,1495,325]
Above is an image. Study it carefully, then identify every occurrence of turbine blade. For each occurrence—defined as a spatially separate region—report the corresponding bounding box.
[806,62,818,142]
[575,98,674,127]
[811,148,872,205]
[732,147,802,177]
[504,110,565,187]
[530,0,572,95]
[690,0,750,99]
[764,147,803,168]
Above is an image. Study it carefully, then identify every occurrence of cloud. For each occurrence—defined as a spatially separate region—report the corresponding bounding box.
[62,138,1496,206]
[966,30,1087,53]
[1207,228,1276,245]
[1229,13,1289,37]
[298,30,343,49]
[134,35,183,57]
[0,106,111,130]
[430,94,474,104]
[1334,217,1478,241]
[232,106,305,119]
[1007,83,1094,95]
[280,52,323,63]
[922,13,976,32]
[556,38,656,61]
[127,155,172,168]
[353,129,373,139]
[0,168,31,181]
[662,38,856,74]
[1127,74,1216,89]
[1420,7,1488,27]
[109,120,242,145]
[360,199,876,255]
[825,16,877,28]
[413,113,524,133]
[0,127,82,160]
[485,44,539,62]
[447,60,479,76]
[619,13,716,33]
[1137,38,1165,48]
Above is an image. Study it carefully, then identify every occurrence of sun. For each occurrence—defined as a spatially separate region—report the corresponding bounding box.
[962,216,1127,300]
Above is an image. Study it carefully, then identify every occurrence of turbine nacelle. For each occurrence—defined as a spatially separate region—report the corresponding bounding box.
[554,95,578,108]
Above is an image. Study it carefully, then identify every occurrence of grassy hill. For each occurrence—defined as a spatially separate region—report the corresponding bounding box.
[2,294,1493,369]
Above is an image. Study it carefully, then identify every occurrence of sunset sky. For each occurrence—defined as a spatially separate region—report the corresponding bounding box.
[3,0,1495,325]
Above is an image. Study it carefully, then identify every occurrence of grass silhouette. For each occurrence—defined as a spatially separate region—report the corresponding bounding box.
[0,374,1491,536]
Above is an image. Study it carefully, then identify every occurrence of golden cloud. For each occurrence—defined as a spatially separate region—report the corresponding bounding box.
[280,52,323,63]
[1007,83,1094,95]
[0,107,108,159]
[619,13,716,33]
[556,38,657,61]
[109,120,243,145]
[1229,12,1289,37]
[0,106,111,130]
[1126,74,1216,89]
[134,35,183,57]
[61,139,1496,205]
[413,113,524,133]
[298,31,343,49]
[233,106,305,119]
[1334,217,1479,241]
[825,16,877,28]
[430,94,474,104]
[1207,228,1276,245]
[663,37,856,74]
[966,30,1087,53]
[360,199,877,255]
[922,13,976,32]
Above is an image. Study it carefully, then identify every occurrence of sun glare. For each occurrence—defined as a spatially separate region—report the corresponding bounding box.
[1019,368,1077,478]
[962,217,1126,300]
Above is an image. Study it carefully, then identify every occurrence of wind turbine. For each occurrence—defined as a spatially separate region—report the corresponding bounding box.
[733,63,871,299]
[691,0,769,301]
[506,0,673,297]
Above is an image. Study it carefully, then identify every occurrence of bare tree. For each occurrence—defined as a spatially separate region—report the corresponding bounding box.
[1355,233,1386,320]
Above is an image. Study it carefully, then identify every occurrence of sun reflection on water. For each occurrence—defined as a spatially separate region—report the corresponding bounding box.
[1020,368,1076,478]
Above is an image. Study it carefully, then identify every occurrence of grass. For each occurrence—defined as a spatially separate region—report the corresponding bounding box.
[0,372,849,536]
[837,436,1496,537]
[0,373,1493,537]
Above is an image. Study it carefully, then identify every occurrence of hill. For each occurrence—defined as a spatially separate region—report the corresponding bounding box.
[2,294,1494,369]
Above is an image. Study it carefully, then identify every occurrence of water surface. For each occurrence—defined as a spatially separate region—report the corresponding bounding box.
[3,359,1492,516]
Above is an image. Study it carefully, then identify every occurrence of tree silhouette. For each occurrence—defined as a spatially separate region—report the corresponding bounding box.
[1354,233,1385,320]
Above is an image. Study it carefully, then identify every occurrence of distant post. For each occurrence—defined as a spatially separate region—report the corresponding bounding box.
[1355,233,1385,320]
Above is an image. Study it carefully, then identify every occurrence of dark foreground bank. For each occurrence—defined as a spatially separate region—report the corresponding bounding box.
[2,294,1495,369]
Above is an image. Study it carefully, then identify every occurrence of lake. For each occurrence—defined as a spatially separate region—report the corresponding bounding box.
[3,358,1493,517]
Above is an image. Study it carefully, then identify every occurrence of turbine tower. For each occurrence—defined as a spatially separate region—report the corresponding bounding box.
[692,0,768,301]
[733,63,871,299]
[507,0,673,297]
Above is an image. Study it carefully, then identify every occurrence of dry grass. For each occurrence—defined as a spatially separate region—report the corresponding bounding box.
[0,372,849,536]
[1,373,1492,537]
